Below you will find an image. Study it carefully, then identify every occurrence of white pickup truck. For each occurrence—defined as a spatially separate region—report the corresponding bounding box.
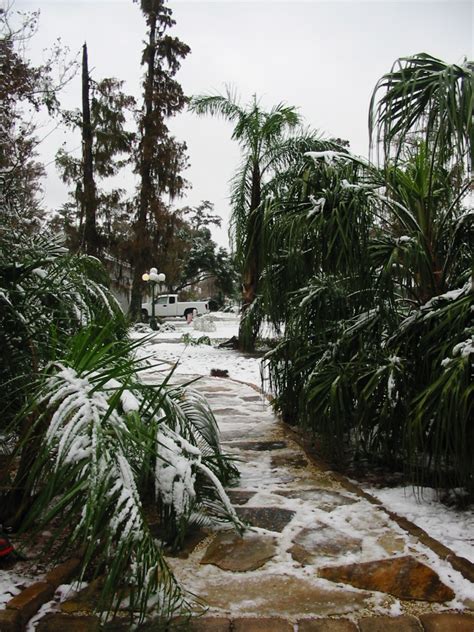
[141,294,209,321]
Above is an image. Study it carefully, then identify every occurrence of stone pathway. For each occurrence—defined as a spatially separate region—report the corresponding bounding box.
[16,373,474,631]
[162,375,474,631]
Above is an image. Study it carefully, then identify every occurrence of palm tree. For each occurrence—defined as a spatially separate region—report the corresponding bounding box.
[260,53,473,492]
[190,89,308,351]
[369,53,473,291]
[370,53,473,171]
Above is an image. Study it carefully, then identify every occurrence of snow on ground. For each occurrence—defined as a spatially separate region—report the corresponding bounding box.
[130,311,241,342]
[0,569,38,607]
[2,314,473,612]
[141,340,263,386]
[364,485,474,564]
[134,315,474,572]
[134,313,265,386]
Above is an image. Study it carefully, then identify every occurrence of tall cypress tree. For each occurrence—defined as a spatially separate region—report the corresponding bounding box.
[81,43,99,256]
[56,64,135,255]
[129,0,190,319]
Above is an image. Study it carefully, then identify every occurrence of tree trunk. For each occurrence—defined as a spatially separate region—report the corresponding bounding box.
[81,43,99,257]
[129,11,157,321]
[238,162,261,352]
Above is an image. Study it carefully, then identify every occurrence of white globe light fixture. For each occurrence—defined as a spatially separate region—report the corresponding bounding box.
[142,267,166,330]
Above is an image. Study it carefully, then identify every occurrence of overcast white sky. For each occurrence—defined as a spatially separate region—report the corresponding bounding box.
[16,0,474,247]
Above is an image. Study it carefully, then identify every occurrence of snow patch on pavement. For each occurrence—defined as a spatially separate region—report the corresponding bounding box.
[365,485,474,564]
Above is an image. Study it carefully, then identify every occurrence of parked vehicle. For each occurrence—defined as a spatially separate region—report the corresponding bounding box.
[141,294,209,321]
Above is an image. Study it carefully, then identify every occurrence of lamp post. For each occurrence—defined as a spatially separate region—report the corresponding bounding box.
[142,267,166,330]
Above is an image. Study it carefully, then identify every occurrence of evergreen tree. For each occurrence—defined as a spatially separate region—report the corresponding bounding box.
[55,61,135,255]
[129,0,190,319]
[80,42,99,256]
[175,201,237,297]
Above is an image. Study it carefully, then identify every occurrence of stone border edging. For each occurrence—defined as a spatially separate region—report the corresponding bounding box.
[282,423,474,586]
[0,557,81,631]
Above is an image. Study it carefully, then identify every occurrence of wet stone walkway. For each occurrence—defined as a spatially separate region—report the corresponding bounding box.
[162,375,474,631]
[22,373,474,632]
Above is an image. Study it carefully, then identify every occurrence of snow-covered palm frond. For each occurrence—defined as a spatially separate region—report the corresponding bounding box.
[20,326,242,622]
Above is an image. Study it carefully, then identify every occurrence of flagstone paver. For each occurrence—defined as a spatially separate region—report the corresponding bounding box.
[163,374,473,626]
[194,575,370,616]
[231,440,288,451]
[36,614,101,632]
[376,532,406,555]
[226,489,257,505]
[234,506,296,532]
[275,488,358,511]
[290,524,362,563]
[419,612,474,631]
[167,617,232,632]
[318,556,455,602]
[200,531,278,571]
[358,615,422,631]
[232,617,294,631]
[271,451,309,468]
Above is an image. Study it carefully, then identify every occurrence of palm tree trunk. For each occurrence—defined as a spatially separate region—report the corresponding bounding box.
[238,163,261,352]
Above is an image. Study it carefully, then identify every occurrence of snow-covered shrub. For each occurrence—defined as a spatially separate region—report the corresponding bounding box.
[132,322,152,334]
[160,322,177,333]
[260,89,473,495]
[192,314,217,332]
[22,326,242,622]
[180,333,211,346]
[0,225,242,623]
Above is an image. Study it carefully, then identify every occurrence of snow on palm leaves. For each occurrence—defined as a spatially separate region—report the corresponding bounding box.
[25,330,242,621]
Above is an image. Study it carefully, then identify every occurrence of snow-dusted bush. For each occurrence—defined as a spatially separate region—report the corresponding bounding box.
[262,54,473,496]
[132,322,152,334]
[23,327,242,621]
[1,226,242,623]
[193,314,217,332]
[159,321,177,333]
[0,229,125,431]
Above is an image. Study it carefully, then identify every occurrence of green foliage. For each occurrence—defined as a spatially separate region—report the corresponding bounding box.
[55,73,136,254]
[174,201,237,297]
[180,333,212,346]
[0,6,76,224]
[0,222,125,430]
[190,89,344,350]
[370,53,474,170]
[20,326,241,620]
[259,54,473,496]
[129,0,191,319]
[0,220,242,622]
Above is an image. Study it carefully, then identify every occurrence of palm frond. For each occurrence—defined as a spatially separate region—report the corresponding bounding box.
[19,325,243,621]
[370,53,474,169]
